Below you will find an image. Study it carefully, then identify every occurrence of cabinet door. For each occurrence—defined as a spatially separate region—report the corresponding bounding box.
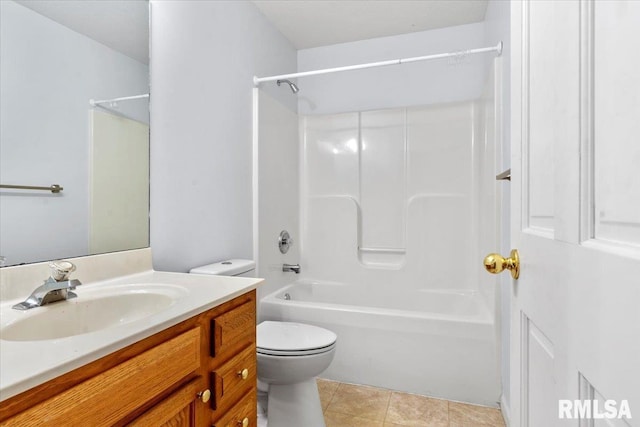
[128,377,208,427]
[2,328,201,427]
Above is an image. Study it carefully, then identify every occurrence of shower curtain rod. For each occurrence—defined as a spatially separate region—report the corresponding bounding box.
[253,42,502,85]
[89,93,149,107]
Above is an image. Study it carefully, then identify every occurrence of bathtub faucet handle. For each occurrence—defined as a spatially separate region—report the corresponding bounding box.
[282,263,300,274]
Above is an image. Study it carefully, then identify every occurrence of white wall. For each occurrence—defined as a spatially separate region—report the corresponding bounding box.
[485,0,512,414]
[0,1,149,266]
[297,22,489,115]
[150,0,297,272]
[254,90,300,313]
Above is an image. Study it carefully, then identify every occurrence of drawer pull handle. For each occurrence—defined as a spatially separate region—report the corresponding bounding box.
[237,368,249,380]
[237,417,249,427]
[197,389,211,403]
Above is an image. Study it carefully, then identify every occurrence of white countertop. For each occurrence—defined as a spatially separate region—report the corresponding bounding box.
[0,270,262,402]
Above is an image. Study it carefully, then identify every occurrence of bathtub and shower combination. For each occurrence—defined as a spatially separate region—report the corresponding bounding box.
[254,51,503,407]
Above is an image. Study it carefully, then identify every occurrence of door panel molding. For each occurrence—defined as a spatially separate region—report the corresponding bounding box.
[581,0,640,255]
[520,0,531,236]
[579,0,595,244]
[521,311,556,427]
[520,311,530,427]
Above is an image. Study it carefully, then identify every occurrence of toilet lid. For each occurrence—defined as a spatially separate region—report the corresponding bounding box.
[257,321,337,352]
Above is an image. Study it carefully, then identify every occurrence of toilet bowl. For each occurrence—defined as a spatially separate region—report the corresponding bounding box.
[189,259,337,427]
[257,321,336,427]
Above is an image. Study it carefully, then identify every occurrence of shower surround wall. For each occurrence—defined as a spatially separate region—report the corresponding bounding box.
[293,96,500,405]
[303,104,478,278]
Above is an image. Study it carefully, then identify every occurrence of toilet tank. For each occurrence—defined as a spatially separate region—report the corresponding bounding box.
[189,259,256,277]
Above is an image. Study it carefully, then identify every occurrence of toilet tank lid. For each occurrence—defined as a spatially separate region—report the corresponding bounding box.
[189,259,255,276]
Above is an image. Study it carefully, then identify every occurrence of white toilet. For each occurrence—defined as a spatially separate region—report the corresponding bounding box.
[257,321,336,427]
[190,259,337,427]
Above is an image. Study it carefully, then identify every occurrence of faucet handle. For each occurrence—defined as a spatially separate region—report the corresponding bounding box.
[49,260,76,282]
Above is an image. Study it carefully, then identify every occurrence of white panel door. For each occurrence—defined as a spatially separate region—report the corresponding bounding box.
[509,1,640,426]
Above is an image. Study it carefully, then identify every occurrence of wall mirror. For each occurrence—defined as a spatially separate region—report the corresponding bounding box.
[0,0,150,267]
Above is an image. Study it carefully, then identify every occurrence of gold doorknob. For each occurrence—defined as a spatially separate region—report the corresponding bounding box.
[197,389,211,403]
[483,249,520,279]
[237,368,249,380]
[237,417,249,427]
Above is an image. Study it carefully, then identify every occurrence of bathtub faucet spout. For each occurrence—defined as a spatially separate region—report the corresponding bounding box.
[283,263,301,274]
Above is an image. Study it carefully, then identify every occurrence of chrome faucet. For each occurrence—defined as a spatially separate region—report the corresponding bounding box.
[282,263,301,274]
[12,261,82,310]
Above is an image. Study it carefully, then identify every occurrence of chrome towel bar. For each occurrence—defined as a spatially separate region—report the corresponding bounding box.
[0,184,63,193]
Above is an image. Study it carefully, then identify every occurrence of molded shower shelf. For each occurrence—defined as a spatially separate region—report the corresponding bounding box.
[358,247,406,268]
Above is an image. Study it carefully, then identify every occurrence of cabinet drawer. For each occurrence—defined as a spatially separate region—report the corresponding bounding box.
[211,300,255,358]
[211,345,256,410]
[212,389,257,427]
[3,328,201,427]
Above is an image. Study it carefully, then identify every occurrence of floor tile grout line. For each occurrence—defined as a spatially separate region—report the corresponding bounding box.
[382,390,393,425]
[382,391,392,425]
[323,382,352,418]
[324,381,343,414]
[318,379,341,413]
[325,386,338,411]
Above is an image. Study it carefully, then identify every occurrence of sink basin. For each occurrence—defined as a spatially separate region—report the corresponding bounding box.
[0,284,188,341]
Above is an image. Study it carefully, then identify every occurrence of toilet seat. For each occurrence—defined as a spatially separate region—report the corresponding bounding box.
[257,321,337,357]
[257,342,336,357]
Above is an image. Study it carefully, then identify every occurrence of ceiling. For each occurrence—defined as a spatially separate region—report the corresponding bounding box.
[16,0,149,64]
[16,1,487,61]
[252,0,489,49]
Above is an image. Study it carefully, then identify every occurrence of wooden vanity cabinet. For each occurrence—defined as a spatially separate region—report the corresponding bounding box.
[0,290,257,427]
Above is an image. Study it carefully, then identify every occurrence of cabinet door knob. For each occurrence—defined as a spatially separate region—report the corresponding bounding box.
[197,389,211,403]
[237,368,249,380]
[237,417,249,427]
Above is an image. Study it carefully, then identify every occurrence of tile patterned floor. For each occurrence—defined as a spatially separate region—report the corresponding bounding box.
[317,379,506,427]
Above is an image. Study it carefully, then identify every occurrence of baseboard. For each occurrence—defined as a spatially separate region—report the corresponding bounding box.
[500,394,511,427]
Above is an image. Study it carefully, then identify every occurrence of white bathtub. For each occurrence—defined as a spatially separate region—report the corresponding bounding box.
[260,280,500,406]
